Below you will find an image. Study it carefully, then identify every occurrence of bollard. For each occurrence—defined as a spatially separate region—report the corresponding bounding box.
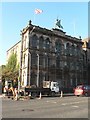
[60,90,63,98]
[15,88,18,100]
[39,92,42,99]
[29,92,31,99]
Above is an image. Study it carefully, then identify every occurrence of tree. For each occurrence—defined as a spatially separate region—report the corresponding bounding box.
[7,52,17,71]
[2,52,19,83]
[0,65,6,87]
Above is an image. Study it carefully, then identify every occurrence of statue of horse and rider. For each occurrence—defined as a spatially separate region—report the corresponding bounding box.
[55,18,63,29]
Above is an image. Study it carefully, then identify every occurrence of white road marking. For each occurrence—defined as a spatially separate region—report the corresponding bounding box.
[61,100,87,106]
[46,99,87,107]
[46,101,57,103]
[62,103,66,105]
[72,106,79,108]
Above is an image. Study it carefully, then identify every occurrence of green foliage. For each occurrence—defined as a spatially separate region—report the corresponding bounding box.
[1,52,19,83]
[6,52,17,71]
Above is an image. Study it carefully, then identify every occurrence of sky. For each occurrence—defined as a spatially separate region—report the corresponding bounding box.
[0,2,88,65]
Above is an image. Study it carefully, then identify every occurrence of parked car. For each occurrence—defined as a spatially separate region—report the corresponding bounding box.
[74,85,90,97]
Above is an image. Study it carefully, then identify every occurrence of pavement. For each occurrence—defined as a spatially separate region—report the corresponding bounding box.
[1,93,75,100]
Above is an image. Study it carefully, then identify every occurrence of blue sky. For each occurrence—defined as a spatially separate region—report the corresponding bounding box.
[1,2,88,65]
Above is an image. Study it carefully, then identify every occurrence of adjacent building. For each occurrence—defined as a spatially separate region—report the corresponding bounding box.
[6,41,21,65]
[82,38,90,84]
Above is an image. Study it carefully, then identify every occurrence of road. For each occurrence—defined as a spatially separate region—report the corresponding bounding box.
[2,96,89,118]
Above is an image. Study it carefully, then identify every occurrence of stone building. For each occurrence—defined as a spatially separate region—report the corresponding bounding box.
[82,38,90,84]
[19,20,84,89]
[7,41,21,65]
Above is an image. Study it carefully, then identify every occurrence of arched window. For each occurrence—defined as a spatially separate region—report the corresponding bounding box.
[74,46,77,56]
[45,38,50,50]
[76,45,80,56]
[55,40,61,53]
[66,43,70,55]
[31,34,38,48]
[44,54,48,68]
[39,36,44,49]
[31,53,37,67]
[71,44,75,56]
[55,39,64,54]
[61,43,64,54]
[30,72,37,86]
[39,54,44,67]
[69,45,73,56]
[48,56,52,67]
[39,72,43,87]
[23,53,26,67]
[23,36,27,50]
[56,55,60,68]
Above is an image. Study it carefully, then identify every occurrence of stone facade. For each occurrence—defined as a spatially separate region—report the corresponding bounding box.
[7,41,21,65]
[19,21,84,88]
[82,38,90,84]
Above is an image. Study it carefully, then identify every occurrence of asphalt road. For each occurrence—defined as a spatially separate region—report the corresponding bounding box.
[2,96,89,118]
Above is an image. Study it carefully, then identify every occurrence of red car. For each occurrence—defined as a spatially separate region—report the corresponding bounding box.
[74,85,90,97]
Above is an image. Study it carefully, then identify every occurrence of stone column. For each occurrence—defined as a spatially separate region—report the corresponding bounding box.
[28,52,31,86]
[37,54,39,87]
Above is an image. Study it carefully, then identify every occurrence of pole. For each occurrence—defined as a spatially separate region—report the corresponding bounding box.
[60,90,63,98]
